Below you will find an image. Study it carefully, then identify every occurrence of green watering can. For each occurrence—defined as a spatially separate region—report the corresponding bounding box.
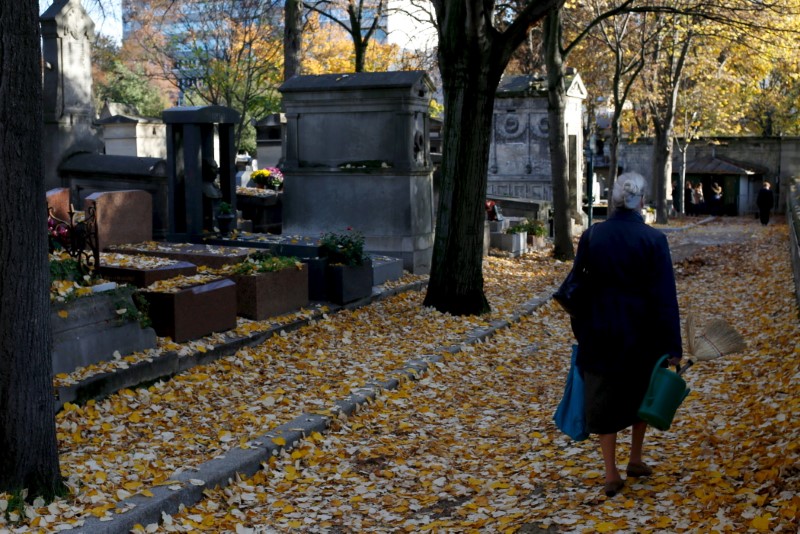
[637,355,690,431]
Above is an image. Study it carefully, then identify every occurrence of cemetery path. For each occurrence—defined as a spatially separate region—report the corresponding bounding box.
[4,217,798,533]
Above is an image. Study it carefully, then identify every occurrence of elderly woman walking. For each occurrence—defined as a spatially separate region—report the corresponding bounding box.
[570,172,683,497]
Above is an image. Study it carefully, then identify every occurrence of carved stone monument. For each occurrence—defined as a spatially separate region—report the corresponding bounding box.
[40,0,103,190]
[489,72,587,211]
[279,72,435,274]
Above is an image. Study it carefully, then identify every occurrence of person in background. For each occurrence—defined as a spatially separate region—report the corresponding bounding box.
[711,182,723,216]
[756,181,774,225]
[693,183,706,215]
[685,181,695,216]
[570,172,682,498]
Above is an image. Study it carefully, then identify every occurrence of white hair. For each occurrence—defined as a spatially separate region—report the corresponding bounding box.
[612,172,648,210]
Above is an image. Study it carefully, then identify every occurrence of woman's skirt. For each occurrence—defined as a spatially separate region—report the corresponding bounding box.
[583,368,650,434]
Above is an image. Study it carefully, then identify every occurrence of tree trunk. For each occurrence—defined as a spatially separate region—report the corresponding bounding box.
[423,58,496,315]
[348,5,366,72]
[608,111,621,195]
[425,0,563,315]
[543,9,575,261]
[651,120,674,224]
[283,0,302,80]
[0,3,64,500]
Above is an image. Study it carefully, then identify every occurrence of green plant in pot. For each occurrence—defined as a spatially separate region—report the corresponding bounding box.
[526,219,548,238]
[232,252,302,275]
[320,227,367,266]
[521,218,547,247]
[319,228,371,304]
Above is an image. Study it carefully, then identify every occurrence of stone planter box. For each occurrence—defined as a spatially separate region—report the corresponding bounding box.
[140,279,237,342]
[326,260,373,305]
[236,192,283,233]
[230,266,309,321]
[490,232,527,257]
[51,287,157,375]
[98,261,198,288]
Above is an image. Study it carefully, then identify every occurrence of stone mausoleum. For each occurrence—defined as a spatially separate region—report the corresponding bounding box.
[488,71,587,219]
[279,72,435,274]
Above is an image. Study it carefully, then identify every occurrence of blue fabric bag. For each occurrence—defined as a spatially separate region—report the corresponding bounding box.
[554,345,589,441]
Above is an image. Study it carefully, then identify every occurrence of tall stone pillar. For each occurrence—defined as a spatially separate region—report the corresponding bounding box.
[41,0,103,190]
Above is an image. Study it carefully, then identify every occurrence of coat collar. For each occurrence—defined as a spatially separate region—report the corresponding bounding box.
[609,209,645,223]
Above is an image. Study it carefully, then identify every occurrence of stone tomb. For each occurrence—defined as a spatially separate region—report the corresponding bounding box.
[47,188,72,220]
[279,71,435,274]
[163,105,239,241]
[51,286,157,375]
[98,258,198,288]
[141,278,237,343]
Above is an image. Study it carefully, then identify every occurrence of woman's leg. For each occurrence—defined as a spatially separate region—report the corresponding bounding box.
[599,433,621,482]
[629,421,647,465]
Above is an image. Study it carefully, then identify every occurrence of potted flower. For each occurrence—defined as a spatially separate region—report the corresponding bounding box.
[250,167,284,190]
[319,228,372,304]
[216,201,236,235]
[505,223,528,254]
[228,253,309,320]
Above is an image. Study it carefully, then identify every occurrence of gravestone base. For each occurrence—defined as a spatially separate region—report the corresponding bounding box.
[111,242,251,269]
[282,172,434,275]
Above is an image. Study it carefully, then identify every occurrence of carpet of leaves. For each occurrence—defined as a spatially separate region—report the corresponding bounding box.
[2,219,798,533]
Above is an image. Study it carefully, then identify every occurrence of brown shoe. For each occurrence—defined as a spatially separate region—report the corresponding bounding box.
[604,479,624,497]
[626,462,653,478]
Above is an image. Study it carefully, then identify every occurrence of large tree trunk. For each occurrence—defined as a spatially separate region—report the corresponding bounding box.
[0,3,64,499]
[283,0,302,80]
[543,9,575,261]
[652,122,674,223]
[423,50,497,315]
[425,0,563,315]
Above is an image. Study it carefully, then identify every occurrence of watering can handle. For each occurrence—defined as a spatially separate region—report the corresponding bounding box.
[677,359,695,376]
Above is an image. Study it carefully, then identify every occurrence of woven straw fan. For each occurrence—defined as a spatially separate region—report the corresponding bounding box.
[679,314,746,375]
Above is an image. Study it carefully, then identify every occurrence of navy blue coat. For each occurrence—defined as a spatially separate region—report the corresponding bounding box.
[572,209,682,375]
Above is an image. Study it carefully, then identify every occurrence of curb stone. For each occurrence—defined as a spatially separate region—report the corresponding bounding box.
[73,283,558,533]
